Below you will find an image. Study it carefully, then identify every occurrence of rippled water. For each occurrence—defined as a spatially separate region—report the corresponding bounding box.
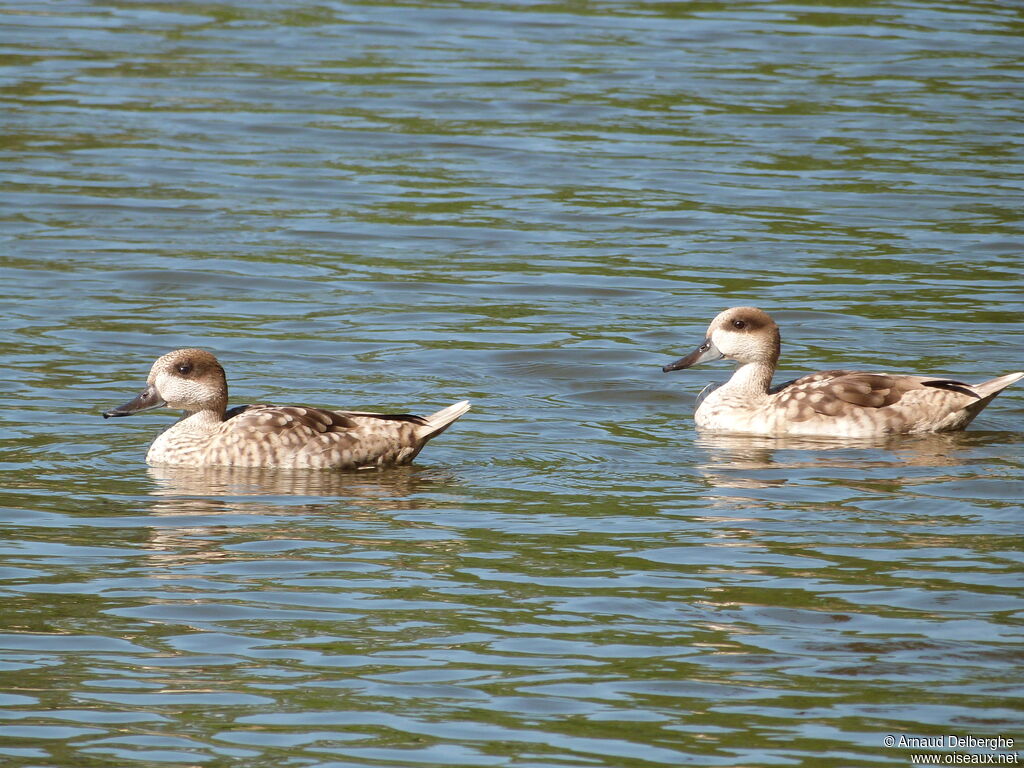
[2,0,1023,765]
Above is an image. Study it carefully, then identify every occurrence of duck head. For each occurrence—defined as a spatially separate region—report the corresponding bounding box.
[103,348,229,418]
[663,306,781,372]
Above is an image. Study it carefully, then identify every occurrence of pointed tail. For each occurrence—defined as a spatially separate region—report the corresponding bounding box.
[971,371,1024,400]
[417,400,471,442]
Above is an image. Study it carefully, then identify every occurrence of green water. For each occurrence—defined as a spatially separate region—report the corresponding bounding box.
[1,1,1022,766]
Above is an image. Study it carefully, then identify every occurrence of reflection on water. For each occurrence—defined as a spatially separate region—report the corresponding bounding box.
[2,0,1023,766]
[146,463,455,502]
[141,465,464,567]
[693,430,1014,495]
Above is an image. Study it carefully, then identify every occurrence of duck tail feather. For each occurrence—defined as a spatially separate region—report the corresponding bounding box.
[418,400,471,441]
[971,371,1024,400]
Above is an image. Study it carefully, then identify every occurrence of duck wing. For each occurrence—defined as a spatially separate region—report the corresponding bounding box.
[337,410,429,426]
[224,405,430,431]
[772,370,977,418]
[225,404,361,433]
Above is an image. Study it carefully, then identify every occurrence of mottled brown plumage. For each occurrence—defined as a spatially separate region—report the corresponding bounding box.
[663,307,1022,437]
[103,349,470,469]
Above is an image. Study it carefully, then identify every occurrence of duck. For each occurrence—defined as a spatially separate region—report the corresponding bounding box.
[662,307,1023,437]
[103,348,471,469]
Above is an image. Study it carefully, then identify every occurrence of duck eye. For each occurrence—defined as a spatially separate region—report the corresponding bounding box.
[177,363,193,375]
[732,319,747,330]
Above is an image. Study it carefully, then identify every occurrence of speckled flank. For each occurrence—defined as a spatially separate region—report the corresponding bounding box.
[666,307,1023,437]
[106,349,470,469]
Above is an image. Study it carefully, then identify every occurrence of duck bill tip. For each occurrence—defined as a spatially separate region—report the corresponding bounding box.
[662,339,723,373]
[103,385,165,418]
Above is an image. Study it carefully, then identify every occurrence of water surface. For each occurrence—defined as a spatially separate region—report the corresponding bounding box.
[1,1,1023,766]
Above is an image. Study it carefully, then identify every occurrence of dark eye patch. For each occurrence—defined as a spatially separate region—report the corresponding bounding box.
[732,319,747,330]
[177,363,193,375]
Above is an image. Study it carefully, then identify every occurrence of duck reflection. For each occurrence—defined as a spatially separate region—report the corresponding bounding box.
[138,465,464,566]
[693,430,991,492]
[146,463,451,502]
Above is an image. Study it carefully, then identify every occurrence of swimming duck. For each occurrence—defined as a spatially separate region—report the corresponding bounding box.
[103,349,471,469]
[662,307,1022,437]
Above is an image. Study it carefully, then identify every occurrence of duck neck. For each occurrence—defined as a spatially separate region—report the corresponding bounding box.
[723,360,775,397]
[176,408,225,432]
